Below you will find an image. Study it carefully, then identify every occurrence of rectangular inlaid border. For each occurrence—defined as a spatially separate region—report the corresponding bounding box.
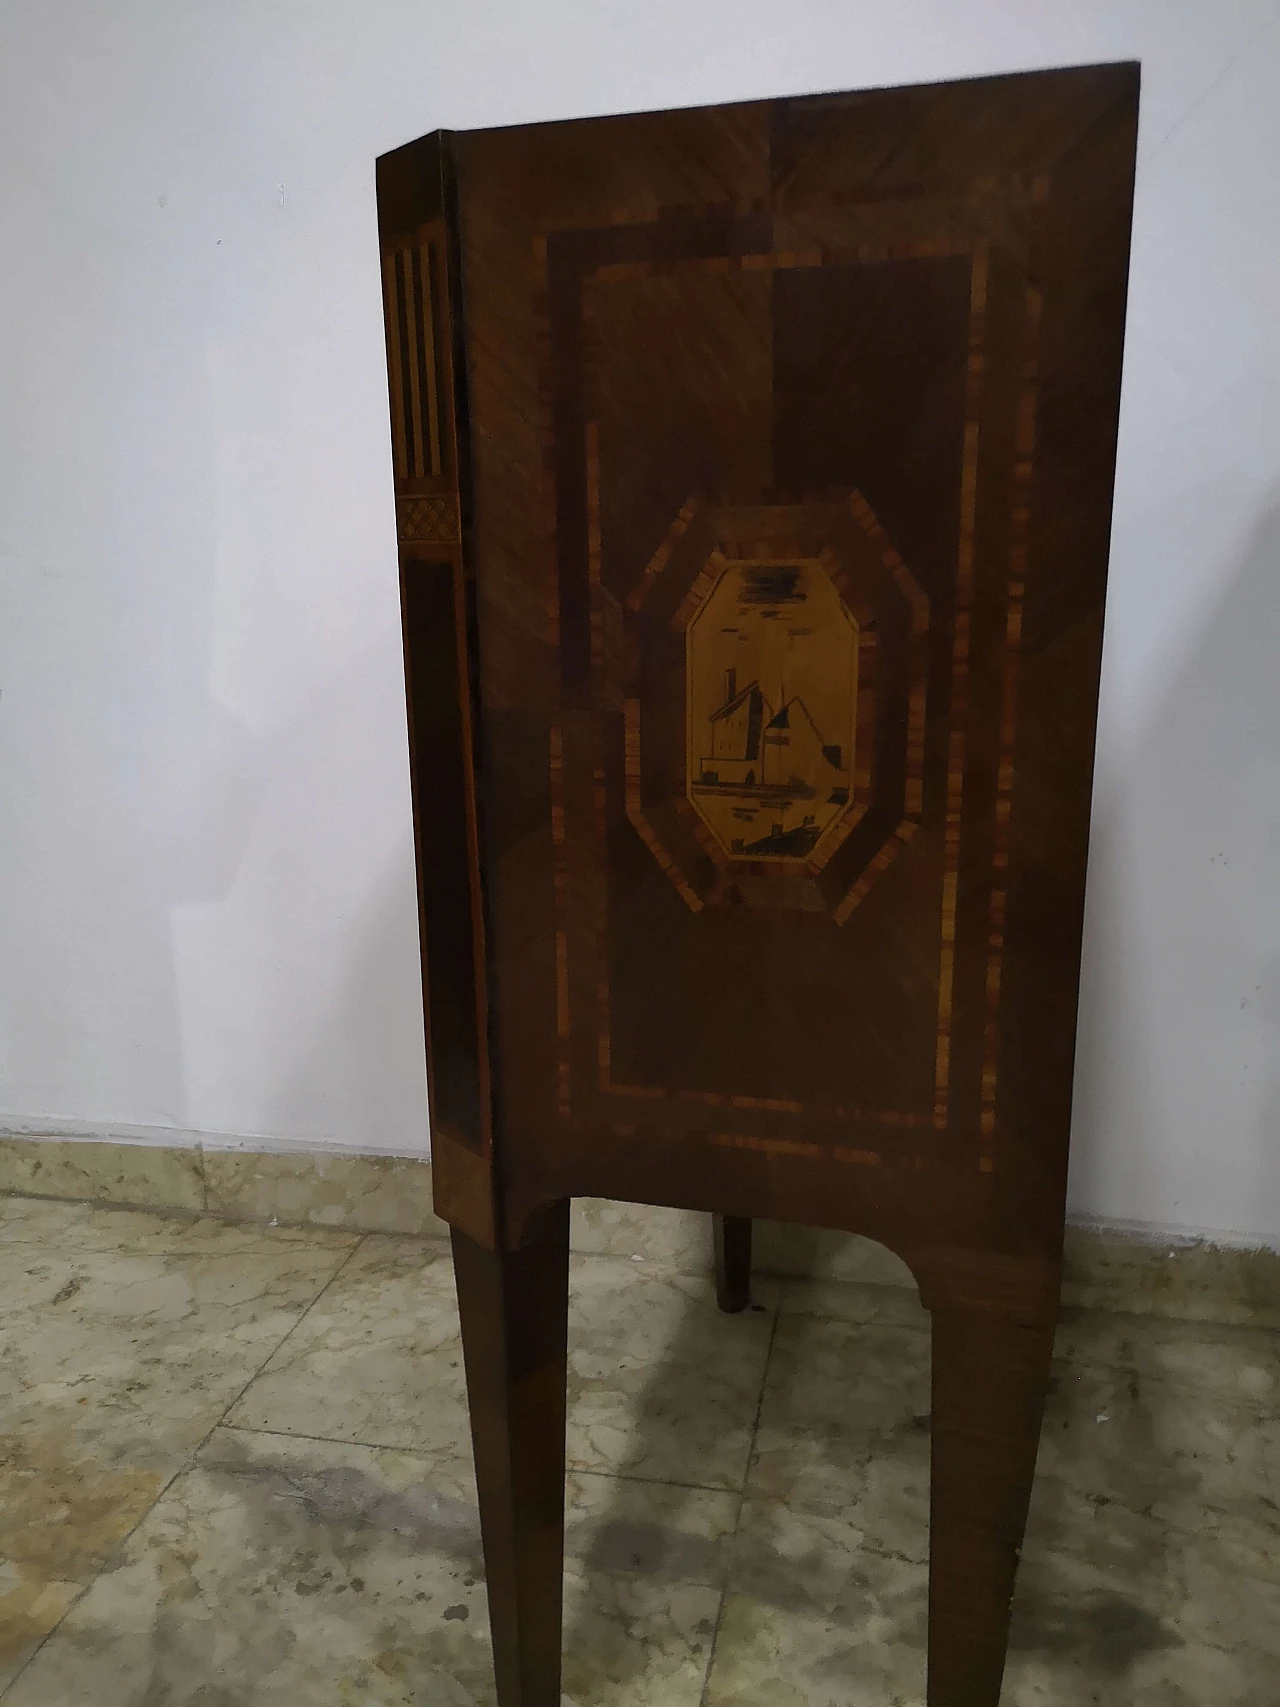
[547,202,1045,1168]
[580,237,987,1145]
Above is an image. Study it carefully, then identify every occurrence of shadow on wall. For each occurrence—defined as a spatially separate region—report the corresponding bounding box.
[163,612,425,1154]
[1,246,424,1156]
[0,312,231,1131]
[1071,499,1280,1242]
[256,627,428,1154]
[267,852,428,1153]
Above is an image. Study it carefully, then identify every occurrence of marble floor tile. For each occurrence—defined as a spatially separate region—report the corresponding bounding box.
[0,1231,354,1685]
[563,1469,734,1707]
[224,1237,472,1464]
[1018,1477,1280,1665]
[747,1310,932,1546]
[1004,1640,1274,1707]
[0,1195,93,1245]
[1007,1484,1279,1703]
[716,1303,1280,1707]
[560,1566,720,1707]
[708,1489,1278,1707]
[231,1242,778,1492]
[564,1470,739,1584]
[706,1499,928,1707]
[2,1428,493,1707]
[0,1238,358,1462]
[3,1428,723,1707]
[4,1191,1278,1706]
[0,1434,167,1692]
[1037,1318,1280,1558]
[565,1259,778,1488]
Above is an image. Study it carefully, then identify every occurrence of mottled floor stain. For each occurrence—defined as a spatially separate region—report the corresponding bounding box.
[1,1431,721,1707]
[0,1427,160,1679]
[0,1430,164,1682]
[1010,1585,1179,1672]
[1,1194,1277,1705]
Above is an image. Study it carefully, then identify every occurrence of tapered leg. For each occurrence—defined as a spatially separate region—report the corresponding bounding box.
[713,1213,752,1313]
[452,1203,570,1707]
[928,1310,1056,1706]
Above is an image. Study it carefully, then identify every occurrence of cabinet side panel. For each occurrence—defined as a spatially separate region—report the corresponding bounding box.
[443,68,1138,1274]
[378,131,497,1245]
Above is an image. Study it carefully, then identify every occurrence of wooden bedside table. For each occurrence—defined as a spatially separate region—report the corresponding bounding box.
[376,62,1138,1705]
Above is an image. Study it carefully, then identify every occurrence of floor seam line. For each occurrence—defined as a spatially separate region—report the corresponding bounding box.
[206,1423,750,1497]
[200,1233,370,1441]
[697,1284,781,1707]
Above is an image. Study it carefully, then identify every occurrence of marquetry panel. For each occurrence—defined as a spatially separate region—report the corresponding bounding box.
[524,206,1039,1168]
[382,66,1138,1255]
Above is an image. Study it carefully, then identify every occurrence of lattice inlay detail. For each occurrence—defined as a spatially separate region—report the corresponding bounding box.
[397,492,461,546]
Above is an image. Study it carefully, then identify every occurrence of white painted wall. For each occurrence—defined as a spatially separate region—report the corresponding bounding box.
[2,2,1279,1240]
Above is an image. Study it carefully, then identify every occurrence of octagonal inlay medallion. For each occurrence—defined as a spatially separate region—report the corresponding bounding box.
[621,495,928,920]
[687,559,859,862]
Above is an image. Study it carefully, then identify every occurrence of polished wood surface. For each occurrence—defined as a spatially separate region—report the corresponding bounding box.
[452,1207,570,1707]
[378,62,1138,1707]
[929,1311,1057,1702]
